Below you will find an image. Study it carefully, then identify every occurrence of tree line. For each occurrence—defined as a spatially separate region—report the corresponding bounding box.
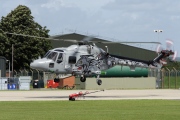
[0,5,52,70]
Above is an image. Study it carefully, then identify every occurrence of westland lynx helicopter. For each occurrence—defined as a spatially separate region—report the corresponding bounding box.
[5,32,176,85]
[30,38,176,85]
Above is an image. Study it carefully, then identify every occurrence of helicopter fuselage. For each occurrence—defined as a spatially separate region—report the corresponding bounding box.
[30,44,109,75]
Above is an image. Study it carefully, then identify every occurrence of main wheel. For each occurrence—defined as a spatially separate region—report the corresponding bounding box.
[97,79,102,85]
[80,77,86,82]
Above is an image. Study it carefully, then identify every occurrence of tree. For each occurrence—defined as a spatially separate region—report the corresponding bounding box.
[0,5,52,70]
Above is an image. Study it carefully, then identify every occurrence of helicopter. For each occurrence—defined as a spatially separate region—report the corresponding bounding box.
[29,36,175,85]
[4,32,175,85]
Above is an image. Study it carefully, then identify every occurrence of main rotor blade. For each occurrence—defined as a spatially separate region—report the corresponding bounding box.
[4,32,78,42]
[5,32,56,40]
[99,41,161,44]
[82,36,94,42]
[4,32,161,44]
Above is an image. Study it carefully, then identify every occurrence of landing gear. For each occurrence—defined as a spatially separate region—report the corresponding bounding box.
[80,75,86,82]
[97,79,102,85]
[96,75,102,85]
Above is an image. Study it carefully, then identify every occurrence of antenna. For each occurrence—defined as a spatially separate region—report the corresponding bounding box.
[105,46,108,53]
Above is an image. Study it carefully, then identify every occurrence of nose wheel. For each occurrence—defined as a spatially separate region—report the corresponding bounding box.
[96,75,102,85]
[97,79,102,85]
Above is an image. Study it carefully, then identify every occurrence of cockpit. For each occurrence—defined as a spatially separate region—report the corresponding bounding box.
[43,50,63,63]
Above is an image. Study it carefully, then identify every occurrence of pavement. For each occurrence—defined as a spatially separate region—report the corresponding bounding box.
[0,89,180,101]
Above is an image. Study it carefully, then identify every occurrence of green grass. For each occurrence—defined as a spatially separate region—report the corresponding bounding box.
[0,100,180,120]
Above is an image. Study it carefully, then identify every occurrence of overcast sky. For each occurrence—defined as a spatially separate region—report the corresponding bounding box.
[1,0,180,57]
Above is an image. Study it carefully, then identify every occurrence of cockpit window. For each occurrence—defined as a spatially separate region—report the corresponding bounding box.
[58,53,63,60]
[43,51,51,58]
[47,52,58,61]
[57,53,63,63]
[54,49,64,52]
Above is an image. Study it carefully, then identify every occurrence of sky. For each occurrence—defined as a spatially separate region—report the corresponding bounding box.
[0,0,180,57]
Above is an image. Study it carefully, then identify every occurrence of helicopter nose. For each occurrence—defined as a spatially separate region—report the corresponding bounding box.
[30,61,38,69]
[30,59,51,71]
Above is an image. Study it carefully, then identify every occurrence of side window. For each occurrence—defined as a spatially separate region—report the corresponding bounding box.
[57,53,63,63]
[69,56,76,64]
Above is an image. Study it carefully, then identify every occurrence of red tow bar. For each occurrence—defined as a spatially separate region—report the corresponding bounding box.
[69,90,104,101]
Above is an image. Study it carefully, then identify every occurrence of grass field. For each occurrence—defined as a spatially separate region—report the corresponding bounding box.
[0,100,180,120]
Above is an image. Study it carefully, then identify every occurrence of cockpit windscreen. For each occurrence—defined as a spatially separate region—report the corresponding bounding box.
[45,51,58,61]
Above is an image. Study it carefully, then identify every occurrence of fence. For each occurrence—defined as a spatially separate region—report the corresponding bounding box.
[148,67,180,89]
[5,67,180,89]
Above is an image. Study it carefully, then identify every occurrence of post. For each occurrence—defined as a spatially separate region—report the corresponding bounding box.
[35,69,39,80]
[6,60,10,78]
[173,67,177,89]
[12,44,14,77]
[154,30,163,42]
[24,69,28,76]
[166,67,170,89]
[105,46,108,53]
[30,69,33,80]
[161,69,164,89]
[19,70,23,76]
[14,70,17,77]
[9,60,10,77]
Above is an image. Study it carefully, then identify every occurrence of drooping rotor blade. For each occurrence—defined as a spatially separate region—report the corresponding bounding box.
[4,32,78,42]
[82,36,94,42]
[4,32,161,44]
[97,41,161,44]
[5,32,57,40]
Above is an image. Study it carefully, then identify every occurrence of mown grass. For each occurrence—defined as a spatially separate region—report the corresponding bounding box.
[0,100,180,120]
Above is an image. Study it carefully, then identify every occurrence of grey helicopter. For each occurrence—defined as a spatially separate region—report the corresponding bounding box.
[5,32,176,85]
[29,37,175,85]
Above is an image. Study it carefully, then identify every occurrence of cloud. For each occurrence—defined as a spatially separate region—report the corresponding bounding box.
[1,0,180,53]
[40,0,73,10]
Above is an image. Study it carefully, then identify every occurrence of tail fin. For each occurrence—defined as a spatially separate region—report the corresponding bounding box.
[150,50,174,68]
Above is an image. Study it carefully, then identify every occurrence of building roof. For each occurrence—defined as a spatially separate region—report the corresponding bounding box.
[50,33,109,42]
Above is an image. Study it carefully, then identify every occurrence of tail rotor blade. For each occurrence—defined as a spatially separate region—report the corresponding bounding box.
[172,51,178,61]
[156,44,163,53]
[166,39,173,50]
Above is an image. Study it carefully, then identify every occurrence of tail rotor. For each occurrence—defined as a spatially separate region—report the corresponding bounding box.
[155,39,177,61]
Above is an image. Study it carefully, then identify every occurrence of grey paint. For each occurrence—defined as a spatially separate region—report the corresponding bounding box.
[0,56,6,77]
